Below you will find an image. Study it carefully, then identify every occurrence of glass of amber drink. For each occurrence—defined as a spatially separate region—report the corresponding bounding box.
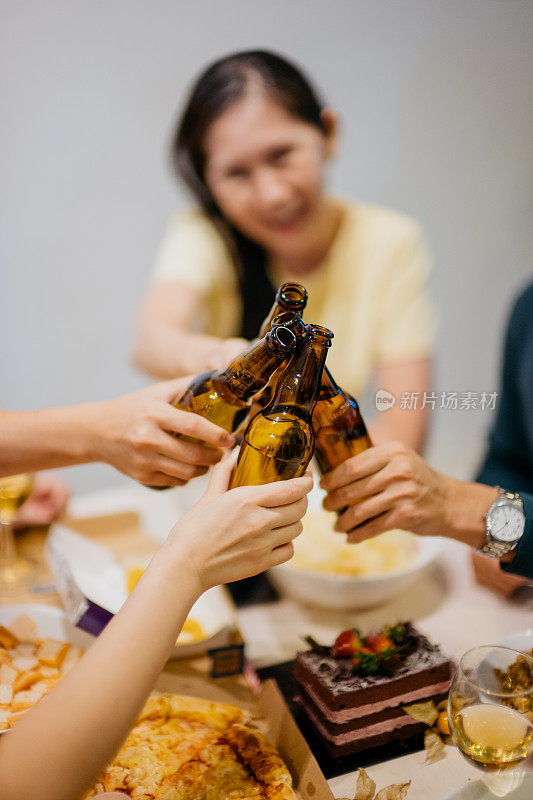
[0,472,35,596]
[449,645,533,789]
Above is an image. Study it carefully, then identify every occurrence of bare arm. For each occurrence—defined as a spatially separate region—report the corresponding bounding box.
[368,357,431,453]
[0,462,312,800]
[0,379,234,486]
[133,282,247,379]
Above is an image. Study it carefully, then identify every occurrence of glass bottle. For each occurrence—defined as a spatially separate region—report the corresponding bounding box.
[230,325,333,487]
[312,367,373,475]
[258,282,308,338]
[246,311,307,421]
[173,325,296,440]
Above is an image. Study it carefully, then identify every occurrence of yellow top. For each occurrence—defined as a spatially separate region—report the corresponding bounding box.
[151,200,436,397]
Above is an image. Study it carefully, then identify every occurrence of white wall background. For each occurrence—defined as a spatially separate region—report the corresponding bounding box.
[2,0,532,492]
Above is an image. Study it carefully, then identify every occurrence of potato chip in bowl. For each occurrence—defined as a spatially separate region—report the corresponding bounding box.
[290,508,417,576]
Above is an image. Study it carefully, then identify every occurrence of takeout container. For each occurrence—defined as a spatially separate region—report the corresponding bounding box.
[149,661,335,800]
[46,517,238,660]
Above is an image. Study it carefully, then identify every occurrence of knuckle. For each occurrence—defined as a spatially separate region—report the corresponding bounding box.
[403,481,419,500]
[129,424,152,450]
[394,501,417,529]
[392,457,414,481]
[388,440,408,458]
[295,496,308,518]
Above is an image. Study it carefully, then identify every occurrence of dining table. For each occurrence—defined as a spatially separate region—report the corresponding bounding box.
[3,477,532,800]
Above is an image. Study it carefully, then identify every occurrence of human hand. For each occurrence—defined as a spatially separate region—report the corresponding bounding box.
[470,550,530,598]
[167,456,313,591]
[320,442,498,548]
[205,337,249,371]
[14,473,70,528]
[89,379,234,487]
[320,442,448,542]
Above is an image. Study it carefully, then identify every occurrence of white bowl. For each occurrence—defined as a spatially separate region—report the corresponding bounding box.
[269,536,445,610]
[498,629,533,653]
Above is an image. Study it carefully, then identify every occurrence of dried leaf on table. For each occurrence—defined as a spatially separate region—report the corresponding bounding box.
[424,728,446,764]
[401,700,438,726]
[352,767,376,800]
[374,781,410,800]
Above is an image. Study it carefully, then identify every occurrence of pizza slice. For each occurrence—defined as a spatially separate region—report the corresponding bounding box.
[138,693,247,730]
[158,742,266,799]
[221,723,293,789]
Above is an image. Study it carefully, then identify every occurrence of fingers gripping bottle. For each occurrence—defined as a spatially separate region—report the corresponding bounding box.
[230,325,333,487]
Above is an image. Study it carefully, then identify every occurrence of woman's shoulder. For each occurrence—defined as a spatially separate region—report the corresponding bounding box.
[161,207,233,262]
[340,199,424,244]
[166,207,226,240]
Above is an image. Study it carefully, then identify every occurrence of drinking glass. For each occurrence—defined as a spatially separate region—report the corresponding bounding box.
[0,472,35,596]
[449,646,533,795]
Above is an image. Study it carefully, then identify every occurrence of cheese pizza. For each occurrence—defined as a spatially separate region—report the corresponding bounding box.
[86,693,297,799]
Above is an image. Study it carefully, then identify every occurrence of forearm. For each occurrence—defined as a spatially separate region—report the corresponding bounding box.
[133,316,224,379]
[441,476,499,548]
[0,540,201,800]
[0,406,104,476]
[369,406,429,453]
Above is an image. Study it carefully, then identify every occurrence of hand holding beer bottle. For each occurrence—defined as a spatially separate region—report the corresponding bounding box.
[230,325,333,487]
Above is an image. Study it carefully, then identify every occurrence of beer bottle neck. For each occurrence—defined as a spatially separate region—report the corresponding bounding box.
[320,365,339,394]
[221,334,290,399]
[259,282,307,337]
[271,338,330,412]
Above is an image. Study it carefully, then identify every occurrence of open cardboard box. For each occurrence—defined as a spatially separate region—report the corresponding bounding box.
[138,656,335,800]
[46,512,240,660]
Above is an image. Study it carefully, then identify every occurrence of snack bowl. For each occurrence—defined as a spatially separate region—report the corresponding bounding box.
[498,629,533,654]
[269,534,445,611]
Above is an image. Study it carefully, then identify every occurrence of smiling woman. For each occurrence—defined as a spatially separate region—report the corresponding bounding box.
[133,50,436,451]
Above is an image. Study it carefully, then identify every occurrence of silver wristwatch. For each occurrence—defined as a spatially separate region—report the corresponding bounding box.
[481,487,525,559]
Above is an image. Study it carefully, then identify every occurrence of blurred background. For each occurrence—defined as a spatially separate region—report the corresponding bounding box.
[2,0,532,493]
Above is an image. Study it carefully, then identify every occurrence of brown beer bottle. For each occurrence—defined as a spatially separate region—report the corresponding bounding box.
[230,325,333,487]
[248,311,307,416]
[258,282,308,338]
[173,326,296,440]
[312,367,372,475]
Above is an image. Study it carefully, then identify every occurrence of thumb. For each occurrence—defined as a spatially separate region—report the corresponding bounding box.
[151,376,192,404]
[203,448,239,499]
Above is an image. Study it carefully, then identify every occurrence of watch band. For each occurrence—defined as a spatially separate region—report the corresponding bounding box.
[480,538,517,558]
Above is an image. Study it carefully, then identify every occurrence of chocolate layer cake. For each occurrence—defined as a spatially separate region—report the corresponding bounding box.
[294,625,453,757]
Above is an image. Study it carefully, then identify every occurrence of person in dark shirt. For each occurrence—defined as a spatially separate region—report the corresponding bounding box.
[319,282,533,580]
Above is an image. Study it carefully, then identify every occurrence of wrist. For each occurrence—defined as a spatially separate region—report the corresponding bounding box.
[159,530,206,598]
[72,402,108,464]
[442,476,499,548]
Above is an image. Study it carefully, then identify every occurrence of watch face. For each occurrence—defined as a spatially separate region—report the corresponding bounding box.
[489,504,525,543]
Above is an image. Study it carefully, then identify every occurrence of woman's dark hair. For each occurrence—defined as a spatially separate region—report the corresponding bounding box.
[172,50,326,339]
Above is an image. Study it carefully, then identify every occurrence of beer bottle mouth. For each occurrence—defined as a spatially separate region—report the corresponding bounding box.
[271,311,306,340]
[304,324,334,345]
[279,282,308,309]
[270,325,297,351]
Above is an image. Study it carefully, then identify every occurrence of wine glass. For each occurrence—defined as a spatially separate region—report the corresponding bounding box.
[449,645,533,795]
[0,472,36,596]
